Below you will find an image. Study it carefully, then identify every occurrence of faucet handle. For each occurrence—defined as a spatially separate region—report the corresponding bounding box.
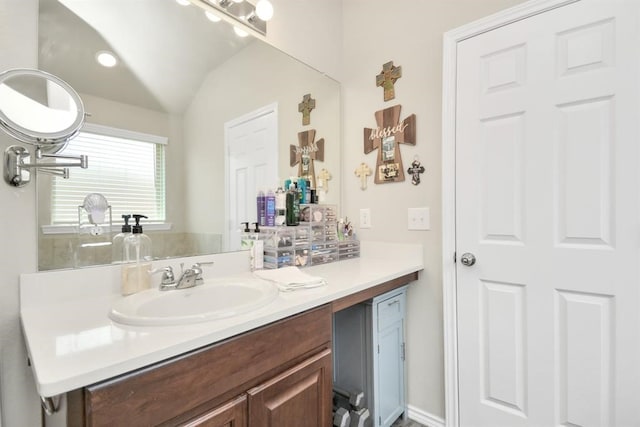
[192,261,214,268]
[150,266,176,290]
[192,261,214,285]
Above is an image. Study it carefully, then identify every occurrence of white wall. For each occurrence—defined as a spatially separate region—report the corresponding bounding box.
[0,0,46,425]
[340,0,527,420]
[268,0,343,81]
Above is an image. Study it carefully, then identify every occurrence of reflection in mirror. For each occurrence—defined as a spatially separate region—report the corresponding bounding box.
[36,0,341,271]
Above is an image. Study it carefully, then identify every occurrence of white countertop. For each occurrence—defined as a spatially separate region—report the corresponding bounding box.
[20,241,423,398]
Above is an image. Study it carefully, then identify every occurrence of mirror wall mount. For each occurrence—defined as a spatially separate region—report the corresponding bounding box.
[4,145,88,187]
[0,68,89,187]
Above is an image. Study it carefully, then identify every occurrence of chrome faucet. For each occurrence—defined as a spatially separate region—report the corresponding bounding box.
[176,265,198,289]
[157,261,214,290]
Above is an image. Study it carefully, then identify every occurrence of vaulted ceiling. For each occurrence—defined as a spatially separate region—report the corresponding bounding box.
[38,0,254,114]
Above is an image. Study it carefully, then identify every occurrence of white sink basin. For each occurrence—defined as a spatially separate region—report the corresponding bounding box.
[109,276,279,326]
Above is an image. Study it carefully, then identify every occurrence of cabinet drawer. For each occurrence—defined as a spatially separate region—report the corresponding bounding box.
[376,293,404,331]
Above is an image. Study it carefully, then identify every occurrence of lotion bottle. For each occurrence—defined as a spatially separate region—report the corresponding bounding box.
[249,222,264,270]
[121,214,152,295]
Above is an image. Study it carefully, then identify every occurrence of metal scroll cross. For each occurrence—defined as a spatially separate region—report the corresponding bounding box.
[376,61,402,102]
[364,104,416,184]
[298,93,316,126]
[290,129,324,188]
[407,158,425,185]
[354,162,371,190]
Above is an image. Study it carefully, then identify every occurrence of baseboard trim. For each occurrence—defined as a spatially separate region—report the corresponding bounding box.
[407,405,445,427]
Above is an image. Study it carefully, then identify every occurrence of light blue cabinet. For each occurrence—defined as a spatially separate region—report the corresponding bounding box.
[333,286,407,427]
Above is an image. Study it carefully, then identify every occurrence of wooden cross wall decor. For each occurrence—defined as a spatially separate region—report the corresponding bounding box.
[290,129,324,188]
[298,93,316,126]
[354,163,371,190]
[317,168,332,193]
[376,61,402,102]
[363,104,416,184]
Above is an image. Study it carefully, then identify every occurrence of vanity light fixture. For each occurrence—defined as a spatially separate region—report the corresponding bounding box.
[196,0,271,35]
[233,26,249,37]
[255,0,273,21]
[95,51,118,68]
[175,0,191,5]
[205,10,221,22]
[219,0,243,6]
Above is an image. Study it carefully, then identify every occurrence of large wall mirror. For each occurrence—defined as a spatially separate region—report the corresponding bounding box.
[36,0,341,270]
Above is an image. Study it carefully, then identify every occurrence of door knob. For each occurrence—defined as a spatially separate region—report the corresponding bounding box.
[460,253,476,266]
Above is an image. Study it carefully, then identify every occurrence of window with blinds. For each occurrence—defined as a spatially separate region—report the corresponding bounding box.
[50,125,167,225]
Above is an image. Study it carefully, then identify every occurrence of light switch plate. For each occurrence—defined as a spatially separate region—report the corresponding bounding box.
[359,208,371,229]
[408,207,430,230]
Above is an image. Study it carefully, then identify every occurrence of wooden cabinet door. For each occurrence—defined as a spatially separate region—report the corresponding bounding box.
[247,349,332,427]
[181,395,247,427]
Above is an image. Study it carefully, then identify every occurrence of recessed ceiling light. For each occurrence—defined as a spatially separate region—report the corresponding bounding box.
[233,26,249,37]
[205,10,221,22]
[95,51,118,68]
[176,0,190,5]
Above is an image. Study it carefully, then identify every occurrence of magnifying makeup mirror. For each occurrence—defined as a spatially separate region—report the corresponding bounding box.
[0,68,88,187]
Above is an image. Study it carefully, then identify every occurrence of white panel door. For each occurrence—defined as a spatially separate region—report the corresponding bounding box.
[225,104,278,251]
[455,1,639,426]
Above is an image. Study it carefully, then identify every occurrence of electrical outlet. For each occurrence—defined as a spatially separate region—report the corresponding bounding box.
[359,208,371,229]
[408,207,430,230]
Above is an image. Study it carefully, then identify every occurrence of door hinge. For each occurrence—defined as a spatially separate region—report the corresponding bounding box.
[379,416,382,425]
[377,344,380,354]
[453,251,457,263]
[401,342,406,361]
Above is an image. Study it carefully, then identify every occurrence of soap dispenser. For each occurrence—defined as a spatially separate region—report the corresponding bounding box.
[112,214,132,263]
[121,214,152,295]
[240,222,252,249]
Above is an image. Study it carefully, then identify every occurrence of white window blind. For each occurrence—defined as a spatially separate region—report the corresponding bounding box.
[50,125,166,225]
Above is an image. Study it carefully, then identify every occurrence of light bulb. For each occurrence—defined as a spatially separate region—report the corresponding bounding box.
[233,26,249,37]
[255,0,273,21]
[96,51,118,67]
[205,10,221,22]
[175,0,190,5]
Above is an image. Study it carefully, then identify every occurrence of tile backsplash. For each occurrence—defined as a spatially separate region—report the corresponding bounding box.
[39,231,222,270]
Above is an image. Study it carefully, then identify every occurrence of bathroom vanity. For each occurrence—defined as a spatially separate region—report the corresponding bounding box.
[20,242,422,425]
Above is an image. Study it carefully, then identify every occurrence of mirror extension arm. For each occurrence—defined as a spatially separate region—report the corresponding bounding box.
[3,145,87,187]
